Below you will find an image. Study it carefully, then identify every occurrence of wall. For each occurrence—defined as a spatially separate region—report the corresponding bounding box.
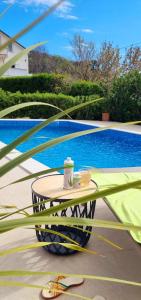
[0,32,29,76]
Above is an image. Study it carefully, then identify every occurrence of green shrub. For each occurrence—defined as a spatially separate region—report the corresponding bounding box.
[0,89,106,120]
[0,89,76,118]
[69,80,104,97]
[0,74,105,99]
[72,95,107,120]
[0,73,68,94]
[2,70,141,122]
[108,70,141,121]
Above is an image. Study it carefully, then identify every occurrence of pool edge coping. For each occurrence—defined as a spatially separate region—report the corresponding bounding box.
[0,141,54,176]
[1,118,141,135]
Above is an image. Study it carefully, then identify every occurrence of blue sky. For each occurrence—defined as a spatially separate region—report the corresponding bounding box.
[1,0,141,59]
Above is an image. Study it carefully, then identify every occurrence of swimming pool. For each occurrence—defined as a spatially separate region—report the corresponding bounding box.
[0,120,141,170]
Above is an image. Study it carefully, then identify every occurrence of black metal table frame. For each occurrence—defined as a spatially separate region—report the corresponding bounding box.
[31,174,97,255]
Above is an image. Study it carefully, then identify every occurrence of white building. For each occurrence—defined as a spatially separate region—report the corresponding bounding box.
[0,30,29,76]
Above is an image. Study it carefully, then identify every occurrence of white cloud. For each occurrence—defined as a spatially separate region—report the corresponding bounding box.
[64,14,78,19]
[59,13,78,20]
[3,0,78,19]
[71,27,94,34]
[60,31,69,36]
[63,45,72,51]
[81,28,94,33]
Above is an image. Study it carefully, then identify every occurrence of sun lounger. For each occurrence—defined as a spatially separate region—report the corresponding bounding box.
[92,172,141,243]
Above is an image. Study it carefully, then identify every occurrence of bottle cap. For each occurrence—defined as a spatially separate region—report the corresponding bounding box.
[64,157,74,165]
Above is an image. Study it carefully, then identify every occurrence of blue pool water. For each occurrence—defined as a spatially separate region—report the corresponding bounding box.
[0,120,141,170]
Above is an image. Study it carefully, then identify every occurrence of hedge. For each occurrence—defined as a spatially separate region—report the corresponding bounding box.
[108,70,141,121]
[1,71,141,121]
[72,95,106,120]
[0,73,67,94]
[0,74,104,97]
[0,90,76,118]
[69,80,104,97]
[0,89,105,120]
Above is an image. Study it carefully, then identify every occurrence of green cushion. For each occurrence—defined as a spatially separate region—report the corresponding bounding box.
[92,172,141,243]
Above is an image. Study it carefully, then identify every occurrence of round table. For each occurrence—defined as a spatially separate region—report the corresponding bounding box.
[32,174,97,255]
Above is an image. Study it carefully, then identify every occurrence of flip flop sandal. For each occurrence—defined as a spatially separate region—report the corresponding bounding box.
[41,275,84,299]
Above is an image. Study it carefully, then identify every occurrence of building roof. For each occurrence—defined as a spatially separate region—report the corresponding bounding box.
[0,29,25,49]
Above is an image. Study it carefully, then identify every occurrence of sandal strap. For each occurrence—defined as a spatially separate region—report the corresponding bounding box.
[49,281,68,289]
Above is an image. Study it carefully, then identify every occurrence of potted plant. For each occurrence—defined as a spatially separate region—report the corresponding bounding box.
[102,111,110,121]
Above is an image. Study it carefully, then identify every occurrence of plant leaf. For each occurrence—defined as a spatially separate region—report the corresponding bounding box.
[1,177,141,230]
[0,205,17,209]
[0,97,103,159]
[0,166,65,189]
[0,41,47,76]
[28,227,79,245]
[0,242,97,257]
[0,213,10,217]
[0,271,141,287]
[30,178,141,219]
[0,186,95,221]
[0,215,141,234]
[71,226,123,250]
[0,3,13,19]
[0,101,62,119]
[0,211,28,217]
[0,0,64,52]
[0,120,140,177]
[0,280,91,300]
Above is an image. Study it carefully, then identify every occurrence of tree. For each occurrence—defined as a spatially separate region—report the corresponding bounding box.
[94,42,120,83]
[71,34,96,80]
[46,54,74,76]
[29,46,74,77]
[122,46,141,73]
[29,46,48,73]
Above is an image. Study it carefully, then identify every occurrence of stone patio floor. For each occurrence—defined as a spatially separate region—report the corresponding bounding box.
[0,157,141,300]
[0,121,141,300]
